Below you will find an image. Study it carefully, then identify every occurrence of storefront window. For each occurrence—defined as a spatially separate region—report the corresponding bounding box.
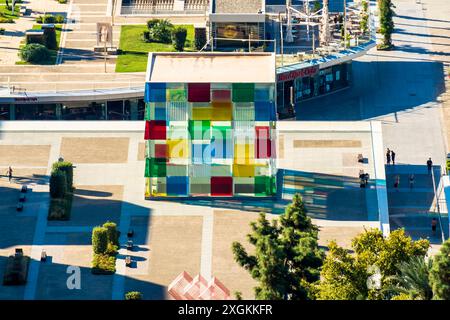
[15,104,58,120]
[107,100,128,120]
[214,22,263,48]
[61,102,106,120]
[0,104,10,120]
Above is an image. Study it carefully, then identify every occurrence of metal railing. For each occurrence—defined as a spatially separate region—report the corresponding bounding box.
[431,165,446,243]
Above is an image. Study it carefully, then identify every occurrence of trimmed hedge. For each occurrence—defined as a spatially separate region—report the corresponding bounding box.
[194,27,207,50]
[49,170,67,199]
[103,221,119,247]
[52,161,73,191]
[92,254,116,275]
[48,192,72,220]
[92,227,108,254]
[3,255,30,286]
[172,27,187,51]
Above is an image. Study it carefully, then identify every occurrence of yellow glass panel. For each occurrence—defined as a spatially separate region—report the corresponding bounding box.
[234,143,255,164]
[192,107,213,120]
[211,102,232,121]
[168,139,189,159]
[233,164,256,177]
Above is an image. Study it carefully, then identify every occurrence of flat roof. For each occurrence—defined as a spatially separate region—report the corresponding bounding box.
[213,0,263,14]
[146,52,276,83]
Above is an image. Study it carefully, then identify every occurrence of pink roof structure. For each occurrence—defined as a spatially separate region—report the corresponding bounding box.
[168,272,231,300]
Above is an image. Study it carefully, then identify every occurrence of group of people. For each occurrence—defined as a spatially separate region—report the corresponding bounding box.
[386,148,396,165]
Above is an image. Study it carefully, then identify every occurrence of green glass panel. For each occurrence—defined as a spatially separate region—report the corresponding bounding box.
[144,103,152,120]
[232,83,255,102]
[254,176,276,196]
[189,120,211,140]
[147,158,167,177]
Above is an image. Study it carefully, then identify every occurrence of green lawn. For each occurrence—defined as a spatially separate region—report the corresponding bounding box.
[16,24,63,65]
[0,0,20,21]
[116,24,196,73]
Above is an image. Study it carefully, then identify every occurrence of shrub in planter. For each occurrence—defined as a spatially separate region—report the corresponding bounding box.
[2,255,30,286]
[0,28,5,35]
[52,161,73,191]
[20,43,50,63]
[125,291,143,300]
[150,19,173,44]
[49,170,67,198]
[92,226,108,254]
[48,192,72,220]
[0,17,14,23]
[194,27,207,50]
[172,27,187,51]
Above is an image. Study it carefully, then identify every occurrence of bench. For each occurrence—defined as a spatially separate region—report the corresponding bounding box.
[19,193,26,202]
[21,185,28,193]
[15,248,23,257]
[125,256,132,267]
[127,229,134,238]
[127,240,133,251]
[16,203,23,212]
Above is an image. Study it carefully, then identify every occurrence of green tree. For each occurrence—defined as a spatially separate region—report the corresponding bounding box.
[232,194,324,300]
[378,0,395,48]
[316,241,367,300]
[430,239,450,300]
[384,256,433,300]
[316,228,429,300]
[92,226,108,254]
[150,19,173,44]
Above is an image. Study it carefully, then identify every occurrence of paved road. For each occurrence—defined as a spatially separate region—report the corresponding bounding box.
[297,0,450,243]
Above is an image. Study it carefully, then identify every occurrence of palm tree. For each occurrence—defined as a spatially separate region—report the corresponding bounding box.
[384,256,433,300]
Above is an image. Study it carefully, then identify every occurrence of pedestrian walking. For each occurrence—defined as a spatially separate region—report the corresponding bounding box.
[386,148,391,165]
[427,158,433,175]
[431,217,438,236]
[409,174,415,190]
[394,174,400,190]
[7,166,12,183]
[391,150,396,165]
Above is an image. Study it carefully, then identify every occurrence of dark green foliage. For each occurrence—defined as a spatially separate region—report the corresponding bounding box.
[55,15,65,23]
[141,30,151,42]
[194,27,207,50]
[384,256,433,300]
[232,194,324,300]
[430,239,450,300]
[172,27,187,51]
[103,221,119,247]
[146,19,160,30]
[43,27,57,50]
[49,170,67,198]
[2,255,30,285]
[52,161,73,191]
[378,0,395,48]
[125,291,143,300]
[48,192,72,220]
[20,43,50,63]
[92,254,116,275]
[92,226,108,255]
[149,19,173,44]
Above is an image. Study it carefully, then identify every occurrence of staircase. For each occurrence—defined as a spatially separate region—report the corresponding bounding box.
[387,165,449,244]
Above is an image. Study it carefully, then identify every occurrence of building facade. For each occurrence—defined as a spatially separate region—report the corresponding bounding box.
[144,52,277,198]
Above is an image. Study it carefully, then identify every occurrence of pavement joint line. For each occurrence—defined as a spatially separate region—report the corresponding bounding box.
[200,211,214,281]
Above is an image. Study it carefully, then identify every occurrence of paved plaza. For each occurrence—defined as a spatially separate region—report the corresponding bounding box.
[0,121,382,299]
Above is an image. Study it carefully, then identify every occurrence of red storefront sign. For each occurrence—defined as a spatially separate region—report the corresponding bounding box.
[277,65,319,82]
